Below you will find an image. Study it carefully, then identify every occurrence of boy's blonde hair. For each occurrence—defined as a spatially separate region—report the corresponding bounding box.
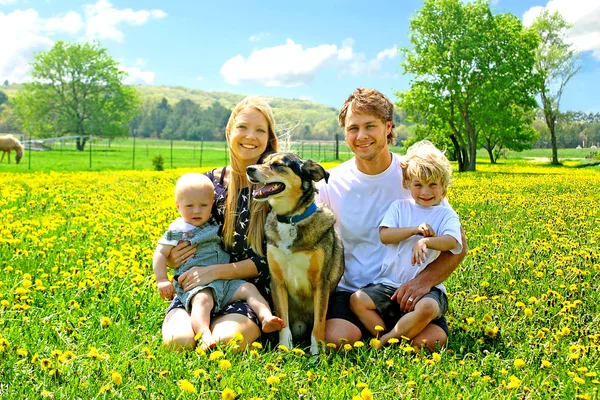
[175,173,214,203]
[401,140,452,194]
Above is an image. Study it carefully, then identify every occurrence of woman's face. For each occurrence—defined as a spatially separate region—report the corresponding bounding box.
[229,107,270,165]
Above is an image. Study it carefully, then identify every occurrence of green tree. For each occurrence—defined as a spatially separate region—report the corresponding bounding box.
[531,10,581,164]
[14,41,140,151]
[397,0,540,171]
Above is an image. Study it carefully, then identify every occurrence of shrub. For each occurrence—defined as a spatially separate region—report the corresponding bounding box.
[152,154,164,171]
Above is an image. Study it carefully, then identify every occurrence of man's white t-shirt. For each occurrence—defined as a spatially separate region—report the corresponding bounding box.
[375,199,463,293]
[315,153,411,292]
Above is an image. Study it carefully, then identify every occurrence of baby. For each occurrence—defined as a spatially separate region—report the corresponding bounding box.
[153,173,284,349]
[350,141,463,348]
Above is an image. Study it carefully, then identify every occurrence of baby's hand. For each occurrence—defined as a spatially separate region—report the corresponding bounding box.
[412,239,429,266]
[157,279,176,300]
[417,223,436,237]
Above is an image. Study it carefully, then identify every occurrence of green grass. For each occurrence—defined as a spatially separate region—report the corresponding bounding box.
[1,160,599,399]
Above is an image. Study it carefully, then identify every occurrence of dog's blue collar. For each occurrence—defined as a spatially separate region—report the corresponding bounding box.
[277,202,318,225]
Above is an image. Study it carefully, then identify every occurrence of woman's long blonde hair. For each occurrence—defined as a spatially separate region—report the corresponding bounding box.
[222,96,278,256]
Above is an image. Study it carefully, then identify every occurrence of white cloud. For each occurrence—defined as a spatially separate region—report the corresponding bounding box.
[196,76,203,81]
[221,39,399,87]
[0,0,18,5]
[249,32,269,42]
[523,0,600,59]
[0,9,83,82]
[376,46,399,61]
[121,65,154,85]
[135,58,146,66]
[0,1,165,83]
[84,0,166,42]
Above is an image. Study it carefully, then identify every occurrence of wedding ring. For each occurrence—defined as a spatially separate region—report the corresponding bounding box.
[408,297,414,302]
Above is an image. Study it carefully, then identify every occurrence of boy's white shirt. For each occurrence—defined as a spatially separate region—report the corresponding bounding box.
[316,153,453,292]
[375,199,462,293]
[157,217,197,247]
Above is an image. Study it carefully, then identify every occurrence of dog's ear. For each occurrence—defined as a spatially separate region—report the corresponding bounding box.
[302,159,329,183]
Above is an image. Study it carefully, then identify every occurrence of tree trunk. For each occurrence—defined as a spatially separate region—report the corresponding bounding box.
[76,137,88,151]
[486,146,495,163]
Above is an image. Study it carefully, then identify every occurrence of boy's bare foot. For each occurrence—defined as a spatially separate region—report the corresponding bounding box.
[261,315,285,333]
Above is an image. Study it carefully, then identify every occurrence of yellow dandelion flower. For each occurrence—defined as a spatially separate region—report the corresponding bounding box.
[466,317,475,325]
[219,359,232,370]
[343,343,353,351]
[353,341,365,348]
[471,371,482,378]
[407,381,417,387]
[574,377,586,385]
[584,372,597,377]
[266,376,280,385]
[524,308,532,317]
[195,346,206,356]
[100,317,111,327]
[277,345,289,352]
[514,359,526,368]
[387,338,399,344]
[193,368,207,377]
[298,388,307,394]
[135,385,147,391]
[265,363,279,372]
[221,387,237,400]
[505,375,521,390]
[356,382,368,389]
[178,379,196,393]
[251,342,263,350]
[99,384,111,394]
[209,351,224,361]
[250,349,259,357]
[111,371,122,385]
[16,348,28,357]
[40,390,53,398]
[432,352,441,362]
[326,342,337,348]
[0,300,9,308]
[576,395,591,400]
[374,325,384,332]
[231,332,244,343]
[159,370,169,378]
[292,348,305,356]
[541,360,551,368]
[360,387,373,400]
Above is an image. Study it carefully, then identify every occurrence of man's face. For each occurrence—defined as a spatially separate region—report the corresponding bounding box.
[343,108,392,162]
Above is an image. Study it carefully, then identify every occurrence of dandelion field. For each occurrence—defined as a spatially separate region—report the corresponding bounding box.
[1,161,599,399]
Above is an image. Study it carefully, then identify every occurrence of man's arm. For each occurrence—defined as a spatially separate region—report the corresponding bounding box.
[393,228,467,312]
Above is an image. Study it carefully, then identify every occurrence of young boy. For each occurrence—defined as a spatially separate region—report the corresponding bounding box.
[349,141,463,348]
[153,173,284,349]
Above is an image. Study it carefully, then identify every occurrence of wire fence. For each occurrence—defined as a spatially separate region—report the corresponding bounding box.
[9,135,355,172]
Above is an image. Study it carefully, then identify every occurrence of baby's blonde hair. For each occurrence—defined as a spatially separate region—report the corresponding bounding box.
[174,173,214,203]
[401,140,452,194]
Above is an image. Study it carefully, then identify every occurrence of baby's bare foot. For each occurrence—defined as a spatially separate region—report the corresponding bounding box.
[261,316,285,333]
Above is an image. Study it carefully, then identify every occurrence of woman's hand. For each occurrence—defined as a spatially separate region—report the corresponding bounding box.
[177,266,218,292]
[166,241,197,268]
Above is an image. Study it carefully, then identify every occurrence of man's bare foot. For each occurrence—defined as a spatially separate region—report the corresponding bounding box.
[261,315,285,333]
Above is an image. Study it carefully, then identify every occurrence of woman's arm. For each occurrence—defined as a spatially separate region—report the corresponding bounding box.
[176,258,259,292]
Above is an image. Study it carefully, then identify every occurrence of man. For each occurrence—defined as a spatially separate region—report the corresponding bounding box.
[316,87,467,350]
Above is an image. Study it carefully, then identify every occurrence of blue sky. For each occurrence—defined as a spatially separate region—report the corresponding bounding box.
[1,0,599,112]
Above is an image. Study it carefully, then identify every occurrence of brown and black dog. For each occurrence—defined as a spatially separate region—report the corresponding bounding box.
[247,152,344,354]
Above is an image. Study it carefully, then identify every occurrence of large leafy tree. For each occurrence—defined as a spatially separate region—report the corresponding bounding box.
[14,41,140,150]
[397,0,540,171]
[531,10,581,165]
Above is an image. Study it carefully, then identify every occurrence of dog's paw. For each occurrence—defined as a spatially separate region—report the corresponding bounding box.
[279,327,293,349]
[309,336,319,355]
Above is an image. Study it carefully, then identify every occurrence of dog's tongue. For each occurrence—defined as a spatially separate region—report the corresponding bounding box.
[253,183,283,199]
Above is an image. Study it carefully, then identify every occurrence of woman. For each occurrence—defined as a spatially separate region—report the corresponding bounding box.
[162,96,278,350]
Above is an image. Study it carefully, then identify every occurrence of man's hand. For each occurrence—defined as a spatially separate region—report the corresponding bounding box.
[391,279,430,313]
[417,223,435,237]
[412,239,429,266]
[166,241,196,268]
[157,279,175,300]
